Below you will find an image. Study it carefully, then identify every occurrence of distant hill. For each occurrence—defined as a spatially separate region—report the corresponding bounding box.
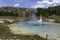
[0,7,29,17]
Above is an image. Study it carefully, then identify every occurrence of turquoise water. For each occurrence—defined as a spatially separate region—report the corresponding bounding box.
[11,21,60,39]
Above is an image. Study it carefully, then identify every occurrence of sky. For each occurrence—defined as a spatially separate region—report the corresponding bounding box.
[0,0,60,8]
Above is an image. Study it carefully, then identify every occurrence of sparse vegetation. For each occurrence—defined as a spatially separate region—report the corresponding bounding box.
[0,24,14,38]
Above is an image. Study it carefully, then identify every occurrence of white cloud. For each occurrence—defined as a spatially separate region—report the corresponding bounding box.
[32,1,50,8]
[53,0,60,3]
[32,0,60,8]
[53,4,57,6]
[32,3,46,8]
[14,4,20,7]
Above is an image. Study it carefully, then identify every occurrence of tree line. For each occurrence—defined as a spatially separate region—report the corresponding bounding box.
[0,7,27,17]
[36,6,60,17]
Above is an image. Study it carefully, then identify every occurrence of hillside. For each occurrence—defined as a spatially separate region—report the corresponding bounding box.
[0,7,29,17]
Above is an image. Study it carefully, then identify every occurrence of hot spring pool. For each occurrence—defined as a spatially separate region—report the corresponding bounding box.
[10,21,60,40]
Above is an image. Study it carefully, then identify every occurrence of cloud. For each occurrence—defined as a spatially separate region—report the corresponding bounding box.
[32,0,60,8]
[52,0,60,3]
[14,4,22,7]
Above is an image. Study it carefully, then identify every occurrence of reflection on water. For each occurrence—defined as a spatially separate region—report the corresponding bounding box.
[10,21,60,40]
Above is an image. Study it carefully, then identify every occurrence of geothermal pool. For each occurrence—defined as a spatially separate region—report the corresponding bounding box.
[10,21,60,40]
